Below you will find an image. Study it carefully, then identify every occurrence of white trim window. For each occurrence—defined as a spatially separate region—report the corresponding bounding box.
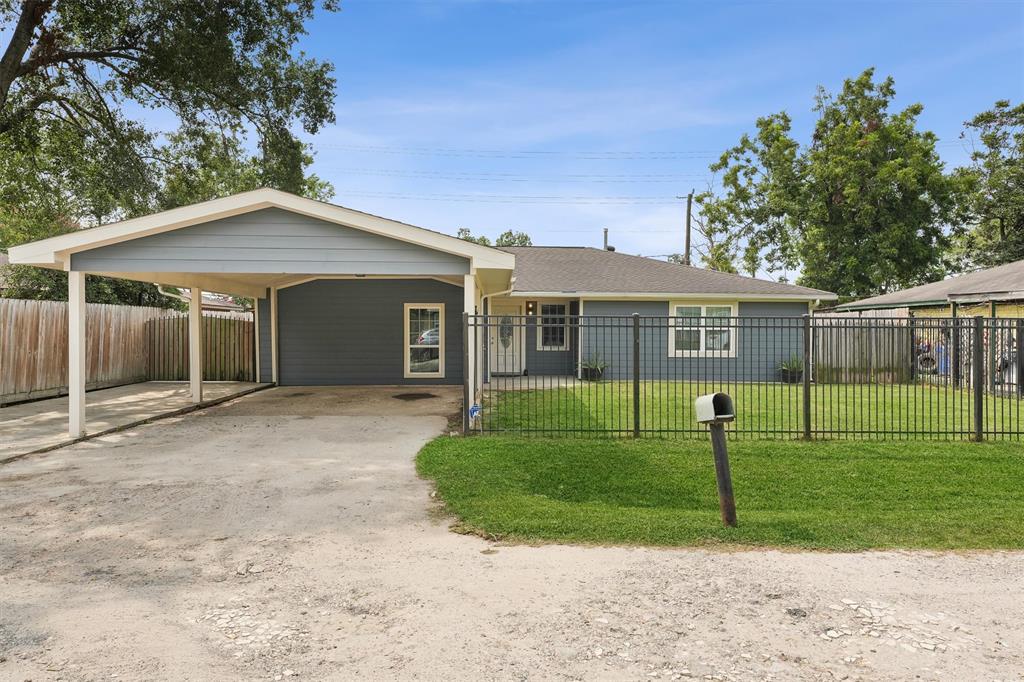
[536,302,569,351]
[669,302,737,357]
[404,303,445,378]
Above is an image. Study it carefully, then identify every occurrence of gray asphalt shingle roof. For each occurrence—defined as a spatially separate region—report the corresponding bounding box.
[836,259,1024,310]
[499,246,836,298]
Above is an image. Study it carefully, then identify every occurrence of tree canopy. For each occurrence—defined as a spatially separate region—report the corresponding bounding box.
[0,0,338,305]
[951,100,1024,269]
[704,69,959,298]
[457,228,533,247]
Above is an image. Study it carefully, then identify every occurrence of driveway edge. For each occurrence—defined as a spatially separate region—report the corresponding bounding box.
[0,383,275,466]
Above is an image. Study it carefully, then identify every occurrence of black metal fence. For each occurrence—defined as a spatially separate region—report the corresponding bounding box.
[463,313,1023,440]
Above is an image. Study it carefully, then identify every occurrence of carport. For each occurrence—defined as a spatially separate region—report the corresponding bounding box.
[7,188,514,437]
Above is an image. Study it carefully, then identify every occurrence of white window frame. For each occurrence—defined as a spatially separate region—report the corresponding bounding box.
[667,301,738,358]
[404,303,445,378]
[536,301,569,351]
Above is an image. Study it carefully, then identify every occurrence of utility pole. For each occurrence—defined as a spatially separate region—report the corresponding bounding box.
[676,190,694,265]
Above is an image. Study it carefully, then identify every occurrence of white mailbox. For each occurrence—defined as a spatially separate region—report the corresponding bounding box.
[695,392,735,424]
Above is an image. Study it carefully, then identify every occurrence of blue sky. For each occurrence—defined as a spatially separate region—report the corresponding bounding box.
[298,0,1022,274]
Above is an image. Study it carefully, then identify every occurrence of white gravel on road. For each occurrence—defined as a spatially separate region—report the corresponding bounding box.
[1,386,1021,681]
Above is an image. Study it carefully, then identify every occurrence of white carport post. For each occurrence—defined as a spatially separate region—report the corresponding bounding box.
[67,271,87,438]
[463,273,477,399]
[188,286,203,403]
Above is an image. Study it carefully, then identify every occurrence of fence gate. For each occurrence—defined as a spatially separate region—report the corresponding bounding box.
[465,313,1022,441]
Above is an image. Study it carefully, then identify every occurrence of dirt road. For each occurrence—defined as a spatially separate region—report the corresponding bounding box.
[1,387,1021,680]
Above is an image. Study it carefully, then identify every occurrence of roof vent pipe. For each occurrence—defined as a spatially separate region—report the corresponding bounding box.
[603,227,615,251]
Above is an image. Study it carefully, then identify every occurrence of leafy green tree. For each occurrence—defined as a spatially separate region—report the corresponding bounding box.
[457,228,533,247]
[951,100,1024,268]
[705,69,957,298]
[494,230,532,247]
[0,0,336,194]
[0,0,337,304]
[457,228,491,246]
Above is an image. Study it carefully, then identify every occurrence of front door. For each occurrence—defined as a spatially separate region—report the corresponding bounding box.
[488,303,524,375]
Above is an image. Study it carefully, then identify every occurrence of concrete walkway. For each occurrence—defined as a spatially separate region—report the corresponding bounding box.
[0,381,268,462]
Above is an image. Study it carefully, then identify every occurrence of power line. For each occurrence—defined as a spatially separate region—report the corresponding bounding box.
[317,143,719,160]
[316,138,971,159]
[319,166,711,183]
[334,189,683,205]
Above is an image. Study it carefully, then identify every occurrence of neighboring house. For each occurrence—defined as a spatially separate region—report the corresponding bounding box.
[175,288,250,313]
[833,259,1024,318]
[8,188,836,394]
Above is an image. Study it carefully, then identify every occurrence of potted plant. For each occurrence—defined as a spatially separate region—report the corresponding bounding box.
[580,354,608,381]
[778,354,803,383]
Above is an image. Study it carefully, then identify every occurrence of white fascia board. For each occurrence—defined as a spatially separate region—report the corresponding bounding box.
[507,291,837,302]
[7,188,515,271]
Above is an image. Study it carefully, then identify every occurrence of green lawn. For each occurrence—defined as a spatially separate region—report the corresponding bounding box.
[417,436,1024,550]
[482,380,1022,438]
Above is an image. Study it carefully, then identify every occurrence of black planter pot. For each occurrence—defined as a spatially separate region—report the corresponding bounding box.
[779,368,803,384]
[581,366,605,381]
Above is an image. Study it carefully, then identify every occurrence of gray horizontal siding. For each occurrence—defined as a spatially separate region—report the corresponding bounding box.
[277,279,463,386]
[581,300,809,381]
[71,207,470,275]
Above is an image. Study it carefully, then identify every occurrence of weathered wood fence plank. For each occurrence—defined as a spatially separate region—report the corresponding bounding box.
[1,299,254,404]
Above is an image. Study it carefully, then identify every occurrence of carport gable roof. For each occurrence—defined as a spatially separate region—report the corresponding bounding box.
[7,188,515,272]
[501,246,837,300]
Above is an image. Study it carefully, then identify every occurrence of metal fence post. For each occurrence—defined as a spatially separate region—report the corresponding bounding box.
[1017,319,1024,399]
[972,315,984,442]
[802,314,812,440]
[907,311,916,382]
[952,312,961,387]
[462,311,470,435]
[632,313,641,438]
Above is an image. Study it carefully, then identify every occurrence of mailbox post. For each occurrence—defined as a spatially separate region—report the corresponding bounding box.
[695,392,737,527]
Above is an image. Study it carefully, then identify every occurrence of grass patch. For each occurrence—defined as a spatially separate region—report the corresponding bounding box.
[482,381,1021,438]
[417,436,1024,550]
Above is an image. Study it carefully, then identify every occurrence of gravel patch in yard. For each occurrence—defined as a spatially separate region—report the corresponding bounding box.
[0,386,1021,680]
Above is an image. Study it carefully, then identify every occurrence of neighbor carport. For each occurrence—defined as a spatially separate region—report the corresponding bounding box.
[7,188,514,437]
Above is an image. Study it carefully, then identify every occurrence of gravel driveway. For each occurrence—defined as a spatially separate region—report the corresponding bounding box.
[1,387,1021,681]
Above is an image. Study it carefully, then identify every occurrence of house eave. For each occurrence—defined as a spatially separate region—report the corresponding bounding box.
[507,290,835,302]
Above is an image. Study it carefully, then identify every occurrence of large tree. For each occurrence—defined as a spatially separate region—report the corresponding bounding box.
[457,228,532,247]
[706,69,958,298]
[0,0,338,304]
[951,100,1024,269]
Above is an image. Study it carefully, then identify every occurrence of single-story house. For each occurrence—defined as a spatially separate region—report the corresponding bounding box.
[7,188,836,436]
[484,246,834,381]
[833,258,1024,318]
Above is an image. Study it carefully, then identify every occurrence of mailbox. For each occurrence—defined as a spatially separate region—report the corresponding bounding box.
[694,392,735,424]
[694,391,737,526]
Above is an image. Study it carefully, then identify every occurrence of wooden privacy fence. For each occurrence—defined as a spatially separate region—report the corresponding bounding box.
[146,312,255,382]
[1,298,254,405]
